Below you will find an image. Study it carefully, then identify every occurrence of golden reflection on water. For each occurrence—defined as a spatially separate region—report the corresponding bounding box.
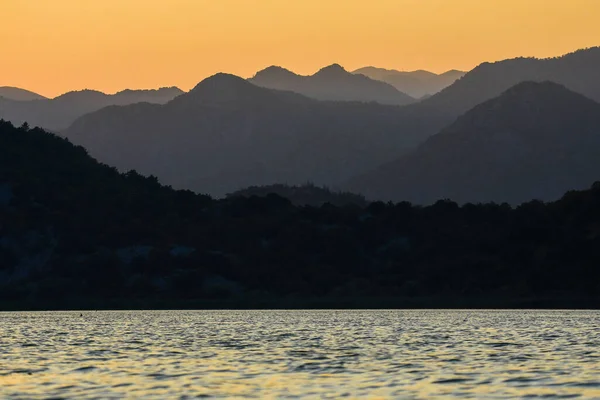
[1,310,599,398]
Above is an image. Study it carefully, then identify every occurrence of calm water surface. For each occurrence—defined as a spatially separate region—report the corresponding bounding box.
[1,310,599,399]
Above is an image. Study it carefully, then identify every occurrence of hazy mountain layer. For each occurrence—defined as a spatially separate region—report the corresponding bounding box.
[347,82,600,204]
[64,74,448,197]
[421,47,600,116]
[0,87,184,131]
[352,68,465,98]
[249,64,415,105]
[0,86,47,101]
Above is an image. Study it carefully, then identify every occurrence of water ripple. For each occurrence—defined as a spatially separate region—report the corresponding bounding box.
[0,310,599,398]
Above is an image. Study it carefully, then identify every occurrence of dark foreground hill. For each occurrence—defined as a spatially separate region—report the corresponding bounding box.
[249,64,415,105]
[0,87,184,131]
[2,119,600,309]
[64,74,446,197]
[347,82,600,205]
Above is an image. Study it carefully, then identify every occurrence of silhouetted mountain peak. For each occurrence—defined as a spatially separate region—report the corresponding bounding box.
[351,67,466,98]
[0,86,47,101]
[347,80,600,205]
[442,81,600,142]
[115,87,184,96]
[252,66,298,79]
[184,73,270,104]
[63,89,105,95]
[471,81,593,117]
[248,64,414,104]
[352,66,383,74]
[443,69,464,75]
[192,73,252,89]
[54,89,107,101]
[314,63,348,77]
[501,80,565,98]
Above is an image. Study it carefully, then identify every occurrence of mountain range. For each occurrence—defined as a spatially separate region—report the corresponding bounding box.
[421,47,600,116]
[0,87,183,131]
[352,68,465,98]
[58,47,600,200]
[248,64,415,105]
[4,47,600,205]
[64,74,448,197]
[347,81,600,204]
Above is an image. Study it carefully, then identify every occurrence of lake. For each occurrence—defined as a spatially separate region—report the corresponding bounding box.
[1,310,599,398]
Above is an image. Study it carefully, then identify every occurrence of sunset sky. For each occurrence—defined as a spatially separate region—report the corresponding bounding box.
[2,0,600,98]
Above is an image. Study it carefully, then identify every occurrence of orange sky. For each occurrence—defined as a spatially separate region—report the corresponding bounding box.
[2,0,600,98]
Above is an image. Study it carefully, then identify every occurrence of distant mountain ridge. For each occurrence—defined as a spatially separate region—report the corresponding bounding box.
[6,47,600,206]
[249,64,415,105]
[106,87,184,103]
[421,47,600,116]
[0,86,184,131]
[352,67,466,98]
[0,86,47,101]
[63,48,600,200]
[346,81,600,205]
[63,73,448,197]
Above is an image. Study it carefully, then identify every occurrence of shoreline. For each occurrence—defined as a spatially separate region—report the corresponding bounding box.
[2,296,599,312]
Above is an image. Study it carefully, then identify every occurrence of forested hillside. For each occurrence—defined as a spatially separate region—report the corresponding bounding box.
[2,120,600,309]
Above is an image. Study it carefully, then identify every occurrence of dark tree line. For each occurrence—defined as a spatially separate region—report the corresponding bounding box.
[1,120,600,309]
